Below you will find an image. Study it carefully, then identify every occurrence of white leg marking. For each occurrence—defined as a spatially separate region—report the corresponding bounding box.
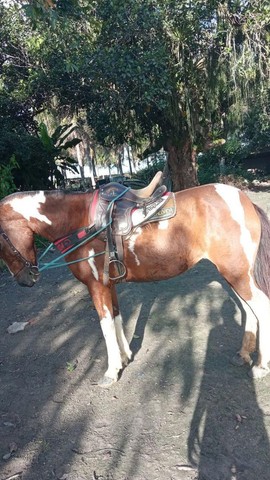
[158,220,169,230]
[128,227,142,266]
[214,184,257,264]
[8,192,52,225]
[115,313,132,363]
[232,287,257,366]
[100,306,123,380]
[233,288,257,340]
[88,249,99,280]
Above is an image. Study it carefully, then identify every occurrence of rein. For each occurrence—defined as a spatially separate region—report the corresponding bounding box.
[38,223,107,271]
[0,226,39,277]
[38,186,131,272]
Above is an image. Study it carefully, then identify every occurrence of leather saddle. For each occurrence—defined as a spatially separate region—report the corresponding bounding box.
[91,171,175,283]
[95,171,168,236]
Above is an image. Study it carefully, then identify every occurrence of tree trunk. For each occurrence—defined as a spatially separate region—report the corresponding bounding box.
[91,145,98,178]
[130,147,138,173]
[126,144,133,176]
[84,137,96,189]
[167,137,198,191]
[118,147,124,175]
[76,143,86,190]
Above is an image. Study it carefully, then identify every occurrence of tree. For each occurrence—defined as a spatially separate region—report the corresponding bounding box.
[84,0,270,189]
[0,156,18,199]
[38,122,80,183]
[1,1,270,190]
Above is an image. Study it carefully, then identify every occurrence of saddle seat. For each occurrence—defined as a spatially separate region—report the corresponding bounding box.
[96,171,168,236]
[99,171,164,203]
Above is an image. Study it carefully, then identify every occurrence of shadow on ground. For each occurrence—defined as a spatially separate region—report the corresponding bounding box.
[1,190,270,480]
[1,258,270,480]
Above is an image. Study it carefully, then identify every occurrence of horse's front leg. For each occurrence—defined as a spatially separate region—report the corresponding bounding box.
[111,285,132,367]
[89,282,126,387]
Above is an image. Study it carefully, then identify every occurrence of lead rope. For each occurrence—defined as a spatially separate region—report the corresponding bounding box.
[38,186,131,276]
[38,223,108,271]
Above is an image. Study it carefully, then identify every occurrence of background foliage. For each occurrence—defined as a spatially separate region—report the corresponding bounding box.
[0,0,270,196]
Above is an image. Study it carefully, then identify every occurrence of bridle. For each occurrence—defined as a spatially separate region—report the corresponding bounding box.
[0,226,39,278]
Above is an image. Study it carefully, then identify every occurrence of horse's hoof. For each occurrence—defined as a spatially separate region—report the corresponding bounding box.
[121,355,131,367]
[98,375,117,388]
[231,353,251,367]
[248,365,270,379]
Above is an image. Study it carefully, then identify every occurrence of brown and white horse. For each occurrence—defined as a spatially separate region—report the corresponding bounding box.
[1,179,270,386]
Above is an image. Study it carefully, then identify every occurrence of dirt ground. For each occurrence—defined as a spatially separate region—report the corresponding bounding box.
[1,189,270,480]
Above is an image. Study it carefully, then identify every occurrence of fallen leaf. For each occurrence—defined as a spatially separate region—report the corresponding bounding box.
[3,472,23,480]
[7,322,29,334]
[2,441,17,460]
[9,442,18,453]
[175,464,197,471]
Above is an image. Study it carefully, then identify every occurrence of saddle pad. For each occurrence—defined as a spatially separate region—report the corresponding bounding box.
[134,192,176,226]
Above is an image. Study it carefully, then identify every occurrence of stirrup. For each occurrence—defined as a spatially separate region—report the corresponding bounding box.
[109,259,126,281]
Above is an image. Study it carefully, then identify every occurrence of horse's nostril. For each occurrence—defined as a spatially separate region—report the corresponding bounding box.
[29,266,39,278]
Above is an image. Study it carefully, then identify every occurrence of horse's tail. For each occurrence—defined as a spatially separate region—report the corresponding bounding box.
[253,204,270,299]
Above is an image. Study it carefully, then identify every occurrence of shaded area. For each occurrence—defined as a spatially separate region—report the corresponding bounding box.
[189,297,270,479]
[0,245,270,478]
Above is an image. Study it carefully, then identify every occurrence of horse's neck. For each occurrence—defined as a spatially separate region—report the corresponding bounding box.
[4,191,92,241]
[35,191,92,240]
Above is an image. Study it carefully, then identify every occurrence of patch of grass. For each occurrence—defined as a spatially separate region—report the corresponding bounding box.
[0,260,6,271]
[66,361,78,373]
[38,439,50,452]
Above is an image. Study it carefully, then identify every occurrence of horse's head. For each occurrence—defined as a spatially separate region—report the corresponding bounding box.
[0,225,40,287]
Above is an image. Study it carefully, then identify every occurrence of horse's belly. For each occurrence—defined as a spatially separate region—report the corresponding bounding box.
[124,229,190,282]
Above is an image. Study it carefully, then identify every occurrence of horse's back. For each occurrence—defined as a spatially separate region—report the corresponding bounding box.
[172,183,261,270]
[174,183,260,233]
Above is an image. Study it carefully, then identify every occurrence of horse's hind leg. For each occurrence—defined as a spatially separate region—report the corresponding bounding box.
[231,290,257,366]
[245,282,270,378]
[232,277,270,378]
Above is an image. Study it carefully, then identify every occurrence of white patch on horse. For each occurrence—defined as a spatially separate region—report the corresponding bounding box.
[88,248,99,280]
[247,279,270,369]
[115,313,132,362]
[8,192,52,225]
[100,306,122,380]
[158,220,169,230]
[131,209,145,226]
[215,184,256,265]
[128,227,142,266]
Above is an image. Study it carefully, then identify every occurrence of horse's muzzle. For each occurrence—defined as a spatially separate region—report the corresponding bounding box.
[16,265,40,287]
